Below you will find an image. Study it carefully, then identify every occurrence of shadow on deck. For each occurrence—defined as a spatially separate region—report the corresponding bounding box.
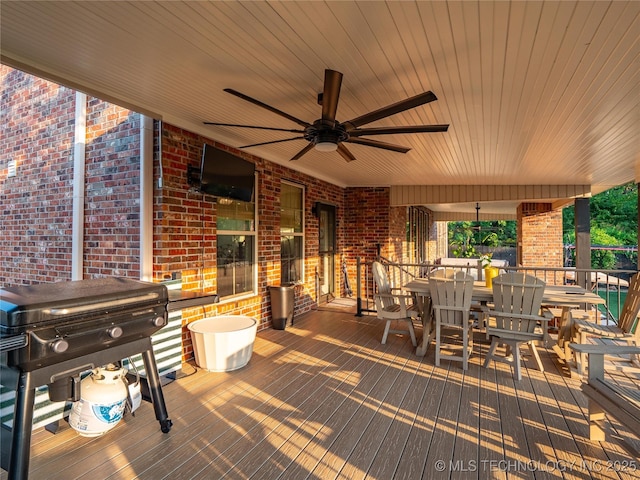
[4,302,639,479]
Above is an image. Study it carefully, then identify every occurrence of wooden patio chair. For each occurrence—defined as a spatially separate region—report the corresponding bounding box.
[371,261,418,346]
[483,272,552,381]
[572,273,640,374]
[430,270,475,370]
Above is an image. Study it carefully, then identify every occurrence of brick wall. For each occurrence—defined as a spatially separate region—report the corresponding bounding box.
[84,100,141,278]
[155,124,346,360]
[517,203,563,272]
[1,67,144,284]
[344,187,390,262]
[1,68,76,284]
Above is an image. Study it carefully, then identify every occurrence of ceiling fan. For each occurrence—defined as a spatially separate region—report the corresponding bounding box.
[204,69,449,162]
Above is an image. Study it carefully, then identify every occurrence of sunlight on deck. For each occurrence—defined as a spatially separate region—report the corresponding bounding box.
[4,307,639,480]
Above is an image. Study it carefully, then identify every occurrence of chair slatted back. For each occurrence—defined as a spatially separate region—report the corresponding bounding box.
[619,273,640,336]
[492,272,545,334]
[372,261,396,310]
[430,270,474,326]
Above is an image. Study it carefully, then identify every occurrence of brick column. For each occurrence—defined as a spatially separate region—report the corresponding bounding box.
[517,203,563,271]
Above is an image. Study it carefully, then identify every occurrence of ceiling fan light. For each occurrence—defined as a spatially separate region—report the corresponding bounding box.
[315,141,338,152]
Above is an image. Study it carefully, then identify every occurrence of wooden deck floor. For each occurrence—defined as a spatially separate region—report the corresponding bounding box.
[4,302,640,479]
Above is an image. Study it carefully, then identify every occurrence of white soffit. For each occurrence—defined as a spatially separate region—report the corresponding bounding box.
[0,1,638,197]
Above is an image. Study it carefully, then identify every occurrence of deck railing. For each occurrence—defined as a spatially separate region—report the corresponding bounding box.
[355,257,636,326]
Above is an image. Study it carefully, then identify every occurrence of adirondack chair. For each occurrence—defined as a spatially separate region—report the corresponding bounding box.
[483,272,552,381]
[572,272,640,374]
[371,261,418,346]
[430,270,475,370]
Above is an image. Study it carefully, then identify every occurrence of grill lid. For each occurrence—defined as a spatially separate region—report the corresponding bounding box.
[0,278,168,330]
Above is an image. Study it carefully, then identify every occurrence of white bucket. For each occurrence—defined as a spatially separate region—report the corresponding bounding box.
[188,315,257,372]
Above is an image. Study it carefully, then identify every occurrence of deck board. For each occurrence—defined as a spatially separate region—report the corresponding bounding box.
[392,362,446,479]
[450,363,481,480]
[364,351,432,479]
[231,333,383,478]
[2,303,639,480]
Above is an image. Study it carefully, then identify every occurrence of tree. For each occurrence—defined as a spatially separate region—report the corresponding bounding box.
[448,220,516,257]
[447,183,637,265]
[563,182,638,267]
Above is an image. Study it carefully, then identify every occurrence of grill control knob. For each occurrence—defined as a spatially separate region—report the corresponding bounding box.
[153,316,166,327]
[50,339,69,354]
[107,326,123,338]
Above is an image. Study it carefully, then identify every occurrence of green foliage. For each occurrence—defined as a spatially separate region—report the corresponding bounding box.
[448,220,516,257]
[448,221,478,258]
[563,182,637,267]
[563,183,637,244]
[447,183,637,265]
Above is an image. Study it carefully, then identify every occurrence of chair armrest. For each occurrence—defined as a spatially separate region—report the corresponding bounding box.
[374,292,416,317]
[570,344,640,356]
[375,293,415,302]
[570,343,640,380]
[541,308,554,320]
[486,310,551,343]
[484,311,551,323]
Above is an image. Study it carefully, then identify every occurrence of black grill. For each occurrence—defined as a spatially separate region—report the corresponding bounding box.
[0,278,174,480]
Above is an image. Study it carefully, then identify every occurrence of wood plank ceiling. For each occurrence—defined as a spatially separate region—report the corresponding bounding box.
[1,1,638,218]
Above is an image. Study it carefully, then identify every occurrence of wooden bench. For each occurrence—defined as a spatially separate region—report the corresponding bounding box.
[570,344,640,443]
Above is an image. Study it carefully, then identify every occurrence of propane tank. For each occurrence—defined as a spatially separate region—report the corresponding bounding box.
[69,364,129,437]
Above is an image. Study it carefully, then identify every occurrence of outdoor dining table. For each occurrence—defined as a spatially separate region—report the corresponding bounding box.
[404,278,606,357]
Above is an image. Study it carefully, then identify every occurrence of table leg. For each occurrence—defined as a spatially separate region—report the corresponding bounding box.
[416,295,433,356]
[551,306,583,374]
[551,306,572,360]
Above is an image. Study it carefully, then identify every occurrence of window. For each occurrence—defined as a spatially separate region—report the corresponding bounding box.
[217,197,257,298]
[280,182,304,284]
[407,207,430,264]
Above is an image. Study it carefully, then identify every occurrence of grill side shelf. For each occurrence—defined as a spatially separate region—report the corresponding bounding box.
[167,291,219,312]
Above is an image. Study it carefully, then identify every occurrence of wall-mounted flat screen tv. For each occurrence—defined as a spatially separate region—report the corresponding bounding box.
[199,144,255,202]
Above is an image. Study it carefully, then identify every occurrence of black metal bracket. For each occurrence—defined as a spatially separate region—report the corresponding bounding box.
[187,165,200,186]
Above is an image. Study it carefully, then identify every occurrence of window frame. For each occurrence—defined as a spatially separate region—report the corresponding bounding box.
[215,174,258,303]
[280,180,305,285]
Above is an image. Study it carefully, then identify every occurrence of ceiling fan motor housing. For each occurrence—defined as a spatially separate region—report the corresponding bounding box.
[306,120,348,147]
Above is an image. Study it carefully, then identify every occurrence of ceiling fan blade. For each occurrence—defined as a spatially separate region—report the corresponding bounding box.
[321,69,343,123]
[290,143,315,161]
[239,137,306,148]
[348,124,449,136]
[224,88,310,127]
[344,91,438,129]
[345,137,410,153]
[337,144,356,162]
[204,122,305,134]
